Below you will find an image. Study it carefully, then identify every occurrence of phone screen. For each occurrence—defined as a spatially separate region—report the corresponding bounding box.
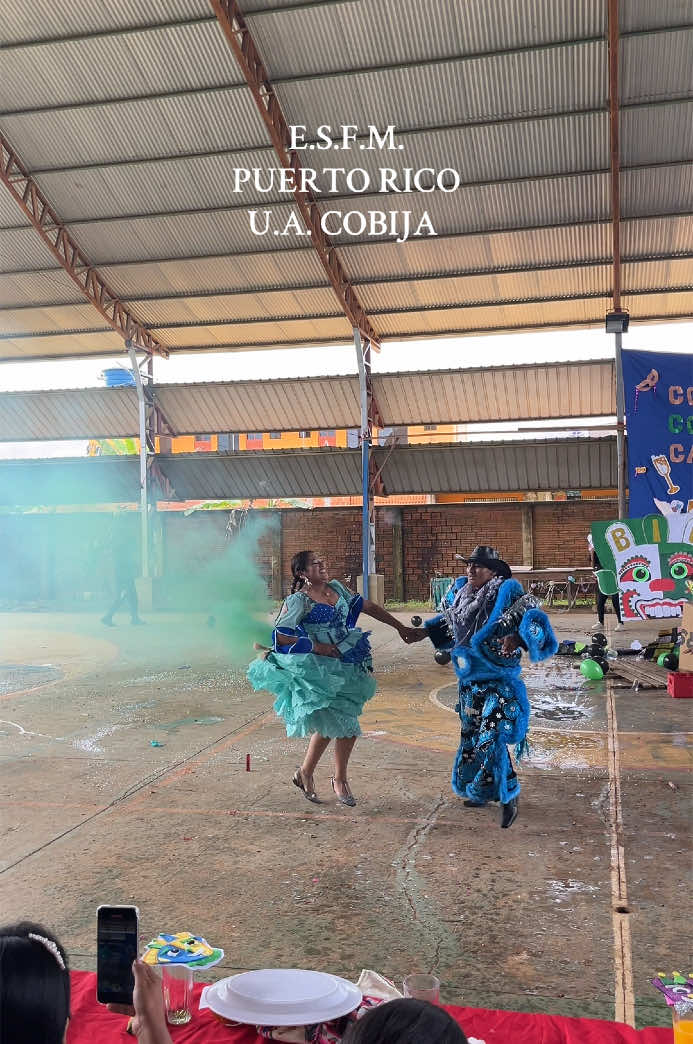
[96,905,139,1005]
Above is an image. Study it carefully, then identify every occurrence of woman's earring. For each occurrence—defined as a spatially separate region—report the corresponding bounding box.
[303,576,312,588]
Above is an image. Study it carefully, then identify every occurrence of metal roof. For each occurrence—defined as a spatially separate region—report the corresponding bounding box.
[0,359,616,440]
[0,436,617,505]
[380,437,617,494]
[0,2,691,361]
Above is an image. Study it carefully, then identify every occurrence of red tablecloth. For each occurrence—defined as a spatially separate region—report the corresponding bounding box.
[67,971,672,1044]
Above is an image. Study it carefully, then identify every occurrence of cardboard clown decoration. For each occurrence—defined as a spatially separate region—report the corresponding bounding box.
[591,512,693,623]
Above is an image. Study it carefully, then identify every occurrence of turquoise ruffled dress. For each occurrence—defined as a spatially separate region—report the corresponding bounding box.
[247,581,376,738]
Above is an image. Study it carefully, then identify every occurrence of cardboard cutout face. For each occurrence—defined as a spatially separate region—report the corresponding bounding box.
[591,514,693,622]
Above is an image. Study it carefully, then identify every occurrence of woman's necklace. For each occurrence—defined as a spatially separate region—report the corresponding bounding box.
[306,582,337,606]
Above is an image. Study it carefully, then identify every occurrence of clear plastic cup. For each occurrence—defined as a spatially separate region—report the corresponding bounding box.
[403,973,440,1003]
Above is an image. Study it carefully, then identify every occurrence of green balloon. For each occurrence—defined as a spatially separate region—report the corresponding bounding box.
[657,653,669,667]
[580,658,604,680]
[575,642,586,653]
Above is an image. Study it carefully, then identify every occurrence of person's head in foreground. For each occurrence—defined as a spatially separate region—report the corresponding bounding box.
[0,921,70,1044]
[343,998,469,1044]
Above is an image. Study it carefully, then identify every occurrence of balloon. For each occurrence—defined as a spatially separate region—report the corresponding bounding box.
[662,653,678,671]
[657,653,669,667]
[410,615,422,627]
[630,640,643,651]
[580,659,604,680]
[593,658,609,675]
[574,642,586,653]
[592,633,608,647]
[434,649,451,665]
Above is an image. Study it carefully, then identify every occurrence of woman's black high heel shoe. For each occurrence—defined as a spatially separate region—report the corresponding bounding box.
[331,776,356,807]
[292,767,320,803]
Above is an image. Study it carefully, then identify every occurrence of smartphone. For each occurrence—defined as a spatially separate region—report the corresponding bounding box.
[96,904,139,1006]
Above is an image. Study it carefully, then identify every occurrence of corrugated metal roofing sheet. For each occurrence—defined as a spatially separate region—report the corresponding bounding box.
[0,21,237,111]
[2,0,209,47]
[379,438,617,494]
[0,86,269,169]
[622,29,693,105]
[0,330,138,360]
[621,213,693,256]
[276,46,605,132]
[162,449,363,499]
[67,205,305,265]
[101,252,329,300]
[622,102,693,167]
[0,360,617,440]
[247,0,605,74]
[372,362,616,425]
[0,387,138,440]
[340,223,614,280]
[156,377,360,433]
[0,269,83,309]
[0,437,618,505]
[621,163,693,217]
[620,0,693,33]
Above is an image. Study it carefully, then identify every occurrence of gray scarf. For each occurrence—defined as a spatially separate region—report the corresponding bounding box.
[446,576,504,646]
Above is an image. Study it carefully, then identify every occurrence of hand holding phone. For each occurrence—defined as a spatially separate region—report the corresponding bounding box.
[97,905,139,1006]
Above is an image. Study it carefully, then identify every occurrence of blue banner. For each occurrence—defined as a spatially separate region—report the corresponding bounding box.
[623,349,693,518]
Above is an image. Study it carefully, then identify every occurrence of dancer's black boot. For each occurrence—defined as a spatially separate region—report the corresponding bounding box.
[500,797,518,828]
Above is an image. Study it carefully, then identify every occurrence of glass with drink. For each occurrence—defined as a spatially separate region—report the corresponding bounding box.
[162,963,193,1025]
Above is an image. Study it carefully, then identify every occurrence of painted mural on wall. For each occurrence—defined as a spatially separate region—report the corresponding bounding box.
[591,512,693,622]
[623,349,693,518]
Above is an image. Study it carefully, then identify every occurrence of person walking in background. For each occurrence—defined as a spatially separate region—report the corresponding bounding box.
[248,550,424,807]
[588,534,623,631]
[101,513,144,626]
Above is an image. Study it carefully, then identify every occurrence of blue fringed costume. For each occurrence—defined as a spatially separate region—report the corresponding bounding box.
[426,576,557,805]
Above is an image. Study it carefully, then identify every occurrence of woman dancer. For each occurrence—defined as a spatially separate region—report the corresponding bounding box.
[248,550,423,806]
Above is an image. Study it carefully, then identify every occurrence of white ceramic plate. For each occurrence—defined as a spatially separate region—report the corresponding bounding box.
[199,968,362,1025]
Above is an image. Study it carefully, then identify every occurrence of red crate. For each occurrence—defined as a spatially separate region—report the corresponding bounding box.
[668,671,693,698]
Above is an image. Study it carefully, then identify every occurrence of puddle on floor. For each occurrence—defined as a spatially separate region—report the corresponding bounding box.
[157,715,225,733]
[0,663,63,696]
[526,659,603,725]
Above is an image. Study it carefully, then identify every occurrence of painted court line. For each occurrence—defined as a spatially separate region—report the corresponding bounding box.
[606,681,635,1027]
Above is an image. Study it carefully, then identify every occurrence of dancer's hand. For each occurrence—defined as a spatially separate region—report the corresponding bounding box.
[501,634,522,656]
[313,641,341,658]
[399,626,427,644]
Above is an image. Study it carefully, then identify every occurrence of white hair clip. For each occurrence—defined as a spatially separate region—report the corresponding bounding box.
[28,933,66,971]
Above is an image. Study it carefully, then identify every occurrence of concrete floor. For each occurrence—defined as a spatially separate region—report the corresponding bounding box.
[0,609,690,1029]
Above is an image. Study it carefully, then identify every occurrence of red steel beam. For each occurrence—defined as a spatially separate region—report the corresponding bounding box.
[607,0,621,312]
[0,132,169,357]
[210,0,381,355]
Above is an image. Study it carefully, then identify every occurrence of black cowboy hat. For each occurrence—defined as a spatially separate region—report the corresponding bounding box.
[456,545,512,579]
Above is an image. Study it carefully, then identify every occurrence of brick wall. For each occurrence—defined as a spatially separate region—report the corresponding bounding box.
[275,500,619,602]
[2,500,620,608]
[401,504,525,600]
[532,500,618,569]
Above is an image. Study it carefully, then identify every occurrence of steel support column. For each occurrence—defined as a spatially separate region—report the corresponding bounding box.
[355,328,375,597]
[127,343,158,578]
[0,133,168,358]
[608,0,628,519]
